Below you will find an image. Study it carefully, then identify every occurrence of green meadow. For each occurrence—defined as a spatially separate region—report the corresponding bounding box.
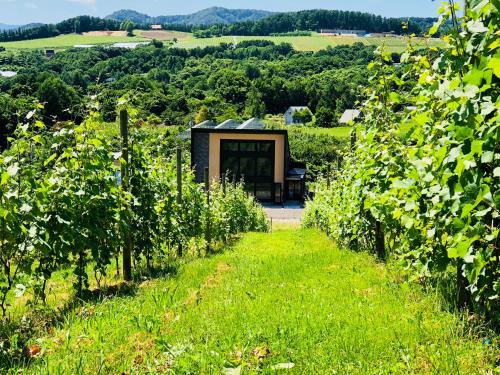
[12,228,497,374]
[0,33,146,50]
[0,30,446,53]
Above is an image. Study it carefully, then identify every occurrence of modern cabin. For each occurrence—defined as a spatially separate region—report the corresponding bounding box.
[284,106,311,125]
[190,118,306,203]
[339,109,363,125]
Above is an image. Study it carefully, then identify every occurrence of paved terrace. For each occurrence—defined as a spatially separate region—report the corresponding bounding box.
[263,202,304,224]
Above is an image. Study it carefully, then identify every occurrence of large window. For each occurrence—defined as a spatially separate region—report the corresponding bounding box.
[220,140,275,200]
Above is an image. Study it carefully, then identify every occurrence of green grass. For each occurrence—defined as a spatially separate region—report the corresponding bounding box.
[176,32,446,53]
[0,33,146,50]
[289,125,354,138]
[0,30,446,53]
[15,228,496,374]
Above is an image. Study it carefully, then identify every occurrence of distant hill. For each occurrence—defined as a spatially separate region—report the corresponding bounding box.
[0,23,42,31]
[106,7,275,25]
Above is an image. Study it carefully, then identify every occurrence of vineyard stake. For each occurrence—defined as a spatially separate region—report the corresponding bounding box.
[176,147,183,257]
[327,164,331,189]
[204,167,211,254]
[350,129,356,153]
[375,220,385,259]
[120,109,133,282]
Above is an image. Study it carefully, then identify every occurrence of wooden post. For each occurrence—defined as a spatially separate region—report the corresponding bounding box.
[327,164,331,189]
[350,129,356,153]
[222,173,226,195]
[457,259,473,311]
[375,220,385,259]
[120,109,132,282]
[176,147,183,257]
[204,167,211,254]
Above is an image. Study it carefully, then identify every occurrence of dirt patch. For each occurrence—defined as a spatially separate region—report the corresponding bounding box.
[83,31,127,37]
[184,262,232,306]
[141,31,188,41]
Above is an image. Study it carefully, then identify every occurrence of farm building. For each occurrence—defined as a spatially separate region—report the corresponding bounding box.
[151,24,163,30]
[190,118,306,203]
[0,70,17,78]
[284,106,311,125]
[320,29,367,36]
[366,32,398,38]
[339,109,363,125]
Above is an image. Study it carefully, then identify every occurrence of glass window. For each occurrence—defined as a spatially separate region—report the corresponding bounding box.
[239,157,256,178]
[240,142,257,152]
[222,142,238,152]
[255,183,272,200]
[221,156,238,176]
[259,142,273,152]
[256,157,273,177]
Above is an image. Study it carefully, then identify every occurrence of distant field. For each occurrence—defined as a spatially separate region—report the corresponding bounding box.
[0,33,146,50]
[137,30,191,41]
[175,32,446,53]
[289,125,353,138]
[0,30,446,53]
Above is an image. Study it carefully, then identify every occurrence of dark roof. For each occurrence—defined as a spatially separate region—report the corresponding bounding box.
[287,168,306,179]
[216,119,240,129]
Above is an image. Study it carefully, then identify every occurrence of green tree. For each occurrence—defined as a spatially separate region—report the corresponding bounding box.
[37,77,80,121]
[245,87,266,118]
[120,20,135,37]
[292,108,313,124]
[314,106,335,128]
[195,105,211,124]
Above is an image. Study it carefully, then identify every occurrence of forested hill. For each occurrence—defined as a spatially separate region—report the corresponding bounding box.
[106,7,275,25]
[197,9,433,36]
[0,23,43,31]
[0,16,121,43]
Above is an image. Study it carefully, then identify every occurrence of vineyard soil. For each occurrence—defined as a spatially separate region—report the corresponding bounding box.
[17,228,497,374]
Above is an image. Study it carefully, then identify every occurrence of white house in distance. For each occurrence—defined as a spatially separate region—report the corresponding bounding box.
[339,109,363,125]
[284,106,311,125]
[151,24,163,30]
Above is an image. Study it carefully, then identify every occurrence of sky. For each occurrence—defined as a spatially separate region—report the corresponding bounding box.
[0,0,443,25]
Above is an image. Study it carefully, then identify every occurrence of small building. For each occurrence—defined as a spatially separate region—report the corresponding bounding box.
[339,109,363,125]
[151,24,163,30]
[320,29,367,36]
[366,32,398,38]
[190,118,306,203]
[45,49,55,57]
[0,70,17,78]
[284,106,311,125]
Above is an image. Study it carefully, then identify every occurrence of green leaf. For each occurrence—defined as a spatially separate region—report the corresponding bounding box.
[455,127,473,141]
[487,55,500,79]
[7,164,19,177]
[481,151,493,163]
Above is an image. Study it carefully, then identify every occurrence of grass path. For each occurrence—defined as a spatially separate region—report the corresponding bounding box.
[21,228,496,374]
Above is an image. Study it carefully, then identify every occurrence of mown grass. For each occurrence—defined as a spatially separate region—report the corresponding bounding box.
[176,32,446,53]
[10,228,497,374]
[0,33,147,50]
[0,30,446,53]
[289,125,354,139]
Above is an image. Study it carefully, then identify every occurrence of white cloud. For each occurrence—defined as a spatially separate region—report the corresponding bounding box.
[67,0,97,5]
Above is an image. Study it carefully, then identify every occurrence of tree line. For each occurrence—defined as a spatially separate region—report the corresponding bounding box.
[0,10,443,43]
[0,16,121,42]
[188,9,425,37]
[0,41,375,145]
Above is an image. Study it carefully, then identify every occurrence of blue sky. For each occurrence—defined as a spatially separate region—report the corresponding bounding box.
[1,0,443,25]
